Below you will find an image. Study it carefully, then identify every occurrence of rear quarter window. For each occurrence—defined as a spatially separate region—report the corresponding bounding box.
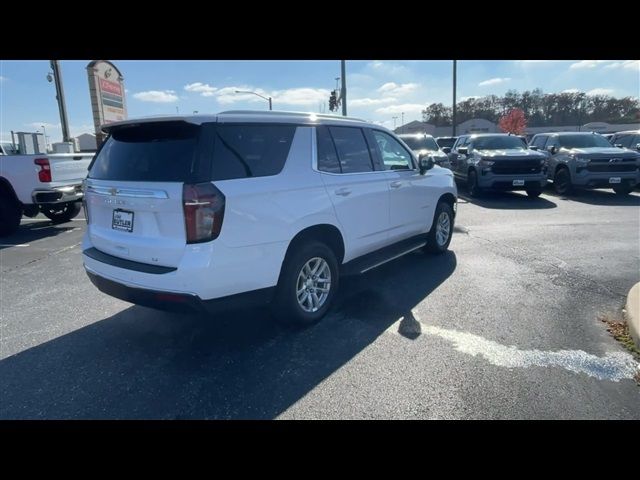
[212,124,296,180]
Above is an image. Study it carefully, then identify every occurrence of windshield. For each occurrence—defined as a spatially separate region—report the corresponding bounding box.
[436,137,456,149]
[558,134,613,149]
[401,135,439,151]
[472,136,527,150]
[1,142,19,154]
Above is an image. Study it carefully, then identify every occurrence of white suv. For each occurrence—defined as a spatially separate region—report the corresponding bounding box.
[82,111,457,325]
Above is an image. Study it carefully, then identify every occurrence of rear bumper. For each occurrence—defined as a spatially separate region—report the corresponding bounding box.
[86,269,274,314]
[31,184,83,204]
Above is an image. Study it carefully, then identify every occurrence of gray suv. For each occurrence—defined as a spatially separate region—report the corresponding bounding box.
[398,133,451,169]
[530,132,640,196]
[609,130,640,152]
[449,133,547,197]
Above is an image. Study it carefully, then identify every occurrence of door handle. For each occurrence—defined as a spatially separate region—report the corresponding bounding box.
[335,187,352,196]
[390,181,402,188]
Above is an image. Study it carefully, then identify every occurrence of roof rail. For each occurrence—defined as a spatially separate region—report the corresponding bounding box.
[218,110,369,123]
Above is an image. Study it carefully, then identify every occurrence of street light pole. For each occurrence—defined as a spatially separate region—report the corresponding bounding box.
[235,90,273,110]
[401,112,405,133]
[452,60,457,137]
[41,124,48,153]
[392,116,398,130]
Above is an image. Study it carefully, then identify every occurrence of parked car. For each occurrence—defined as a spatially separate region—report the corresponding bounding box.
[0,145,93,236]
[435,136,457,154]
[609,130,640,152]
[449,133,548,197]
[82,111,458,326]
[398,133,451,169]
[529,131,640,196]
[603,133,615,144]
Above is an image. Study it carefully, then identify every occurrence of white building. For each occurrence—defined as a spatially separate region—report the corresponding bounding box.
[75,133,97,152]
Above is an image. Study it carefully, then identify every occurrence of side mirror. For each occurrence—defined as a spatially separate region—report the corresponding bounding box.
[547,145,557,155]
[419,155,434,174]
[635,143,640,151]
[614,143,623,148]
[529,145,539,151]
[458,147,468,155]
[442,147,451,154]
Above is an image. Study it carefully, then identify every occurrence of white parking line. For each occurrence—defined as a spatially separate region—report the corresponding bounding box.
[0,244,30,247]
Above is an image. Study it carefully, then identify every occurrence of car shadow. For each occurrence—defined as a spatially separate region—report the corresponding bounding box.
[0,218,78,249]
[0,250,457,419]
[544,187,640,206]
[456,189,557,210]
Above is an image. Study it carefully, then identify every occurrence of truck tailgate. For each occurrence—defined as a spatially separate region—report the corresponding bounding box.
[48,153,93,183]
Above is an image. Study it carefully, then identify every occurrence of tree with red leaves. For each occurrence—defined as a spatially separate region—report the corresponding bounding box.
[498,108,527,135]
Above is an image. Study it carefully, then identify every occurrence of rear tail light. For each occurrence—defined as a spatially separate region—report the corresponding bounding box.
[183,182,225,244]
[34,158,51,182]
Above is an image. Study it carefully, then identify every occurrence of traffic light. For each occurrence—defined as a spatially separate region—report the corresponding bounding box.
[329,90,337,111]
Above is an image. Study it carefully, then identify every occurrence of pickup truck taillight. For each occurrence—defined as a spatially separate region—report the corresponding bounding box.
[183,182,225,244]
[34,158,52,183]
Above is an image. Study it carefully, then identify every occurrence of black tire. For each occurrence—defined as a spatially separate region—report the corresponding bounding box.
[553,168,572,195]
[41,201,82,224]
[612,185,633,196]
[271,241,339,326]
[526,187,542,198]
[0,188,22,237]
[467,169,481,197]
[425,201,454,254]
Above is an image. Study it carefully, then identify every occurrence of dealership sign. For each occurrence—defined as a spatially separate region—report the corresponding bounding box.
[87,60,127,143]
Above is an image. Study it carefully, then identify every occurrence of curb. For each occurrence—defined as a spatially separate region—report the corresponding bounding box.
[626,282,640,349]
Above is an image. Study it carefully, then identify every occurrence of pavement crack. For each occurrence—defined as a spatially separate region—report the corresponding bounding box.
[1,242,82,274]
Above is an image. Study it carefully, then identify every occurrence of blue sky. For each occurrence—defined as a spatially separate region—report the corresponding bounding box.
[1,60,638,143]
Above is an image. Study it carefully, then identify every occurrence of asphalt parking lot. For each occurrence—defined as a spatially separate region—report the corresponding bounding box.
[1,187,639,419]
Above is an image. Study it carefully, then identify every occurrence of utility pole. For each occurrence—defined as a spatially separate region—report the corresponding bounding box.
[401,112,405,133]
[50,60,71,142]
[341,60,347,117]
[452,60,457,137]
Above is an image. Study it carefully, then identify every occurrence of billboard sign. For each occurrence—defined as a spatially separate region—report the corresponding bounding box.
[87,60,127,143]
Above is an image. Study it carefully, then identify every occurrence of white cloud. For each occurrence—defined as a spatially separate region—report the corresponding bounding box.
[367,61,409,76]
[350,97,397,107]
[133,90,179,103]
[603,60,640,70]
[569,60,608,70]
[587,88,615,96]
[460,96,481,101]
[374,103,424,115]
[478,77,511,87]
[184,82,217,97]
[377,82,419,97]
[0,76,6,82]
[26,121,60,130]
[561,89,580,94]
[272,87,330,106]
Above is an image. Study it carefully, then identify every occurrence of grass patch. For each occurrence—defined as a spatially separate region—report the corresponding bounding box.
[599,314,640,385]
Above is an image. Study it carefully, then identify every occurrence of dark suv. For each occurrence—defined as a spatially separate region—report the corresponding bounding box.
[529,131,640,196]
[449,133,547,197]
[609,130,640,152]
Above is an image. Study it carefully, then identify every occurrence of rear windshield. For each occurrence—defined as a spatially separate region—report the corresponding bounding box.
[89,122,203,182]
[558,134,613,149]
[401,135,439,151]
[472,136,527,150]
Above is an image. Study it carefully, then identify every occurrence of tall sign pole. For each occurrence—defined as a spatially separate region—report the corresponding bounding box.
[51,60,71,142]
[87,60,127,146]
[341,60,347,117]
[452,60,457,137]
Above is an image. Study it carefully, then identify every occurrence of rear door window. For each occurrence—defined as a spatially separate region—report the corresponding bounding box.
[328,126,374,173]
[316,126,341,173]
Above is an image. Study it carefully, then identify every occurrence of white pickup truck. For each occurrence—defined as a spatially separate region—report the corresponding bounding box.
[0,141,93,236]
